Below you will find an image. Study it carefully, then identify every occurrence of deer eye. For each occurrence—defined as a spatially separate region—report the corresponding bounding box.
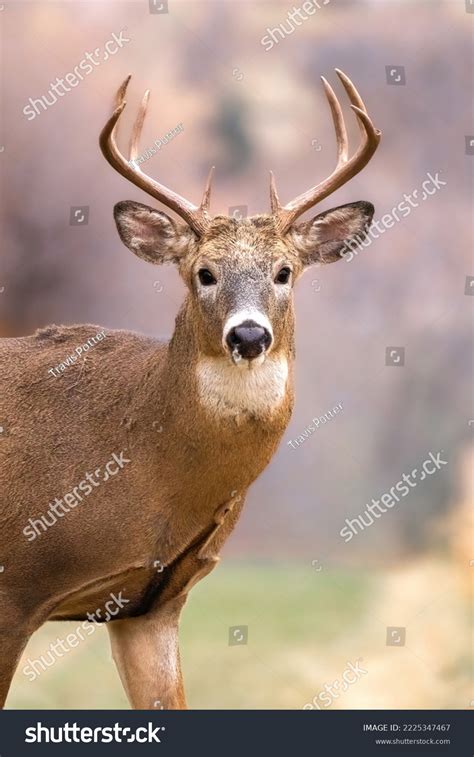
[275,266,291,285]
[198,268,217,286]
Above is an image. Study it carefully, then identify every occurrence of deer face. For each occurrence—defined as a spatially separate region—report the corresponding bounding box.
[181,215,292,363]
[113,200,374,365]
[102,69,380,372]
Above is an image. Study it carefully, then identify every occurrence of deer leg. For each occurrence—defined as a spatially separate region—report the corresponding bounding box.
[107,595,187,710]
[108,496,241,710]
[0,628,32,708]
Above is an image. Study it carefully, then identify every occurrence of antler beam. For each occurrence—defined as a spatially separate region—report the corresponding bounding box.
[100,75,214,236]
[270,69,381,234]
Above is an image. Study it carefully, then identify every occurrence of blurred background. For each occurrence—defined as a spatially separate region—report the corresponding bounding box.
[1,0,472,709]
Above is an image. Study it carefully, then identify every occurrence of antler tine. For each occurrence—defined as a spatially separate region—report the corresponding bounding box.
[271,70,381,234]
[335,68,367,139]
[129,89,150,163]
[269,170,280,213]
[350,105,380,153]
[321,75,348,166]
[115,74,131,109]
[200,165,215,212]
[99,76,212,236]
[270,77,349,217]
[335,68,366,111]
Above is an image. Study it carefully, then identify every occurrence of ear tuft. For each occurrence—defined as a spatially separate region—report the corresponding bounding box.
[113,200,195,265]
[289,201,374,266]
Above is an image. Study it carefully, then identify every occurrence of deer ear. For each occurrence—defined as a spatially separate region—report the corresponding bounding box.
[288,201,374,266]
[113,201,196,265]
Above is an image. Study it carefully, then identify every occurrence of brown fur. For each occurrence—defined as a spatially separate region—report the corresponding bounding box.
[0,202,373,708]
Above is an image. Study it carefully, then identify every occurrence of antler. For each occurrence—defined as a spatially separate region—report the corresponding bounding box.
[270,69,381,234]
[100,75,214,236]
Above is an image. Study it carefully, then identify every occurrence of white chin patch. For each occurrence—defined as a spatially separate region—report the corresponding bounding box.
[248,353,266,367]
[196,353,288,418]
[231,350,266,368]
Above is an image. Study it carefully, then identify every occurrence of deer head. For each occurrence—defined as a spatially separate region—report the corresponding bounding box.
[100,71,381,366]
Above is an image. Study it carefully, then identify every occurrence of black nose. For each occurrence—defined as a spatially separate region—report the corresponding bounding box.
[226,320,272,360]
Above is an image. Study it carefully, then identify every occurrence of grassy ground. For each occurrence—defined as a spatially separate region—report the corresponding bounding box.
[7,563,372,709]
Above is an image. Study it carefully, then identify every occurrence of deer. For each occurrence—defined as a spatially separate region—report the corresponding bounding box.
[0,69,380,709]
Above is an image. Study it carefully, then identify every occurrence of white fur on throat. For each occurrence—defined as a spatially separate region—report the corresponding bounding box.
[196,354,288,418]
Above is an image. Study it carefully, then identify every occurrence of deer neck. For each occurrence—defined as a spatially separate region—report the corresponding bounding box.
[127,300,294,541]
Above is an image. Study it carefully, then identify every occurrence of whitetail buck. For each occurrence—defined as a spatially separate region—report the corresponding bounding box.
[0,70,380,709]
